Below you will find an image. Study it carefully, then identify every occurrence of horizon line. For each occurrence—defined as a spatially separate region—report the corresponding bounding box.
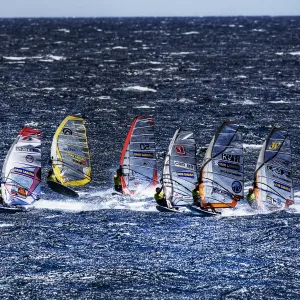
[0,15,299,19]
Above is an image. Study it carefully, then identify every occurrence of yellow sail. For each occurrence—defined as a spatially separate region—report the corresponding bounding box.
[51,115,91,186]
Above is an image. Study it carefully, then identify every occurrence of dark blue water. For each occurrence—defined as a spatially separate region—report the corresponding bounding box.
[0,17,299,299]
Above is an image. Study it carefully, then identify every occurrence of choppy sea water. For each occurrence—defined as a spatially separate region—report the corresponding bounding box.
[0,17,299,299]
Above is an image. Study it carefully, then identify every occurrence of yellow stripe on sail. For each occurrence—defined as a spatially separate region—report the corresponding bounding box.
[52,115,91,186]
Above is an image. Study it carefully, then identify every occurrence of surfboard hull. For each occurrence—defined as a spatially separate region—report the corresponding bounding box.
[47,180,79,198]
[0,206,27,213]
[188,205,220,216]
[156,205,183,213]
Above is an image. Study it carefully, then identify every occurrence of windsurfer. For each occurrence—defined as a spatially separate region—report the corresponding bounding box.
[154,186,174,208]
[246,188,257,208]
[0,189,3,206]
[114,167,123,193]
[47,169,57,182]
[192,184,206,210]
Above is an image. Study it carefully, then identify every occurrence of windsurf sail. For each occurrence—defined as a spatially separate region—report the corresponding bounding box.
[1,127,41,207]
[253,127,294,210]
[120,116,157,195]
[51,115,91,186]
[199,121,244,209]
[162,128,197,206]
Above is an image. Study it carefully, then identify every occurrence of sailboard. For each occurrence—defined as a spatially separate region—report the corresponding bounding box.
[253,127,294,211]
[119,116,157,195]
[162,128,197,207]
[49,115,91,197]
[1,127,41,210]
[199,121,244,212]
[155,205,184,213]
[187,205,221,216]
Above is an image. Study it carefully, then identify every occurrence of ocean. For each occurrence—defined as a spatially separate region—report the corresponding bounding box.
[0,17,299,299]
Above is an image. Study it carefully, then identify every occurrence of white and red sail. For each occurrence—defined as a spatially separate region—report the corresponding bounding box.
[1,127,41,207]
[120,116,157,195]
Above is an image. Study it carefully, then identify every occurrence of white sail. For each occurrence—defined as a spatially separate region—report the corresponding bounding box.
[254,127,294,210]
[1,127,41,207]
[163,128,197,205]
[199,121,244,209]
[120,116,157,195]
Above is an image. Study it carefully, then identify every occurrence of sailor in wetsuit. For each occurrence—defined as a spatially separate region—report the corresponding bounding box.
[154,186,176,209]
[154,186,168,207]
[114,167,123,193]
[0,189,4,206]
[246,188,257,208]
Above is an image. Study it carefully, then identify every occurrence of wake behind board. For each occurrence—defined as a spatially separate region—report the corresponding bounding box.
[47,180,79,198]
[156,205,184,213]
[188,205,221,216]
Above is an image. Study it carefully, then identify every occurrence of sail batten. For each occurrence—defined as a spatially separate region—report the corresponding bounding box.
[120,116,157,195]
[51,115,91,187]
[199,121,244,209]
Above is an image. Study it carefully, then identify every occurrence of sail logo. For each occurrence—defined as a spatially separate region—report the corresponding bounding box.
[268,141,281,150]
[274,181,291,192]
[212,187,232,198]
[16,146,40,153]
[222,154,240,163]
[218,161,240,171]
[133,152,154,159]
[140,143,151,150]
[25,155,34,163]
[13,167,34,178]
[175,146,186,155]
[177,172,195,178]
[174,161,196,171]
[63,128,73,135]
[68,153,87,166]
[232,181,242,193]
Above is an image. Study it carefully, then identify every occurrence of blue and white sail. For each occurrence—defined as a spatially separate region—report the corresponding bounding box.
[253,127,294,210]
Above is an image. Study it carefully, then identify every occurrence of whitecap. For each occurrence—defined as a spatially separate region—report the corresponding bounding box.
[57,28,70,33]
[134,105,155,109]
[268,100,290,104]
[242,99,255,105]
[177,98,196,104]
[3,56,27,60]
[289,51,300,56]
[40,87,55,90]
[149,61,161,65]
[252,29,266,32]
[47,55,66,61]
[182,31,199,35]
[97,96,111,100]
[112,46,127,49]
[116,86,157,92]
[0,223,14,227]
[170,52,194,56]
